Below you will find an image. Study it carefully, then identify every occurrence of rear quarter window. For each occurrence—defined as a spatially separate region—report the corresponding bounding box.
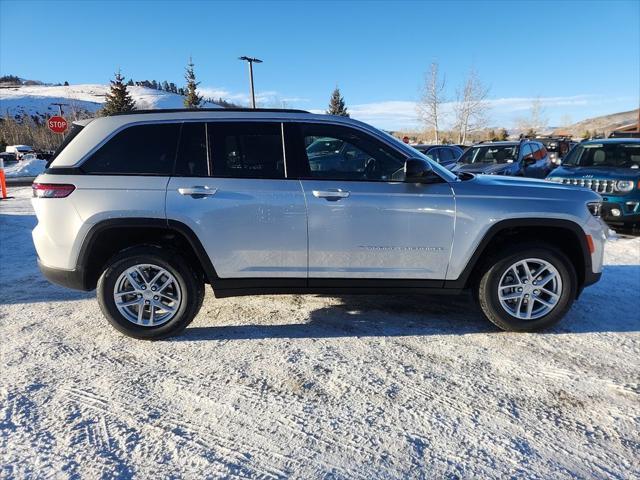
[81,123,180,175]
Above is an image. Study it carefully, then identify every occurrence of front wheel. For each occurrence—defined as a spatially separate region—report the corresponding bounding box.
[476,245,577,332]
[97,246,204,339]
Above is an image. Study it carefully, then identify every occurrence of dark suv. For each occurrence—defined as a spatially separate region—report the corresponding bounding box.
[451,140,553,178]
[411,144,463,169]
[548,138,640,227]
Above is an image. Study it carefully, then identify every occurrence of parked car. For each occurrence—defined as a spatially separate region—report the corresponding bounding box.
[410,144,463,169]
[33,108,605,339]
[547,138,640,227]
[451,140,553,178]
[0,152,18,164]
[5,144,34,159]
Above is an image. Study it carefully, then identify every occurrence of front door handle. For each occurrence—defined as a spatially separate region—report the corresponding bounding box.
[312,189,350,201]
[178,186,217,198]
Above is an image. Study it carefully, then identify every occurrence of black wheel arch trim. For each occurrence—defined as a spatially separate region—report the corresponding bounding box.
[443,217,593,290]
[73,217,220,289]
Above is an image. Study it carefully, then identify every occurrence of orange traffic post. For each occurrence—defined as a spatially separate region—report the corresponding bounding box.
[0,158,7,200]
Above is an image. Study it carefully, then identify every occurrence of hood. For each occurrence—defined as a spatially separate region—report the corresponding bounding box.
[453,173,602,203]
[551,166,640,181]
[451,162,516,174]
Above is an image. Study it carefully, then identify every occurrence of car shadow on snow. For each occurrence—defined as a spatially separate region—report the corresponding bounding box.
[177,292,497,341]
[174,265,640,342]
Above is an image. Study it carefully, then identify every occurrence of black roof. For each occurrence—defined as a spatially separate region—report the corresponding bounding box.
[109,107,310,116]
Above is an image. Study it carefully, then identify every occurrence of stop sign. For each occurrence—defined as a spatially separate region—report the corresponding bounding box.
[48,116,68,133]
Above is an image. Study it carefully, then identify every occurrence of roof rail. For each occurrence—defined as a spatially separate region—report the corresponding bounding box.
[108,107,310,116]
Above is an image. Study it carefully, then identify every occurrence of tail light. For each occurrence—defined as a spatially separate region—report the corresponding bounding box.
[32,183,75,198]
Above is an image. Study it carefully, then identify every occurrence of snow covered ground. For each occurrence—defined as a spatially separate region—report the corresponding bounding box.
[1,186,639,479]
[0,84,221,119]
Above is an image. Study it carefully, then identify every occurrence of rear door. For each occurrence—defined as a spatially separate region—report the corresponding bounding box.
[166,121,307,279]
[290,122,455,281]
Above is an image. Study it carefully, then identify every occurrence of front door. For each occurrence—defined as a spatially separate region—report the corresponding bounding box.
[293,123,455,280]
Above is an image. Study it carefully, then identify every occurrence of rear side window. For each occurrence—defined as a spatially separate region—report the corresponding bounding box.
[175,122,209,177]
[208,122,285,178]
[82,123,179,175]
[535,145,548,160]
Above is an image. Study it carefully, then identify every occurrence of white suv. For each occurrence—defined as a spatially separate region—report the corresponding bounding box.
[32,109,606,339]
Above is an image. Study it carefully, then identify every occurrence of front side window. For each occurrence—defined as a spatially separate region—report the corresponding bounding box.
[208,122,285,178]
[458,144,519,165]
[300,123,405,181]
[82,123,180,175]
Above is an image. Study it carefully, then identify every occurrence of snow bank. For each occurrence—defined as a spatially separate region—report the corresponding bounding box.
[3,157,47,177]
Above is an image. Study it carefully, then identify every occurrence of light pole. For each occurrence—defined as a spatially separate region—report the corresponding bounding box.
[238,56,262,109]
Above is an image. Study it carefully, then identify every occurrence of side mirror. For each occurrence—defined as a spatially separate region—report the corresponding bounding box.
[404,157,437,183]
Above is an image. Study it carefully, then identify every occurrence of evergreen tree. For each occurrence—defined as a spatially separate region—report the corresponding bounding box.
[101,71,136,116]
[183,57,202,109]
[63,81,69,86]
[151,80,158,90]
[162,80,170,92]
[327,86,349,117]
[127,79,134,86]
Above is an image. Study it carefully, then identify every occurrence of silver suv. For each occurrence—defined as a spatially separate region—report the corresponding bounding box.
[32,109,606,339]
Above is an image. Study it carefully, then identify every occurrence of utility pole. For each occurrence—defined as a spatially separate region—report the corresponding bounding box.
[238,56,262,109]
[51,102,68,117]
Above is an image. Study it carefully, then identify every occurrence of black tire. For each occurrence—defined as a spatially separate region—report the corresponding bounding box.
[476,244,577,332]
[97,246,205,340]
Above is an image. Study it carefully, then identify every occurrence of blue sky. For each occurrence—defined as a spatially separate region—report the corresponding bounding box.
[1,0,638,130]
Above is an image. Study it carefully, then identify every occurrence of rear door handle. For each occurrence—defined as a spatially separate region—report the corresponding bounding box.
[312,189,350,201]
[178,186,217,198]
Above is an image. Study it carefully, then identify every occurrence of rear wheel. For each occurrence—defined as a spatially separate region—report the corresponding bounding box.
[476,245,577,331]
[97,246,204,339]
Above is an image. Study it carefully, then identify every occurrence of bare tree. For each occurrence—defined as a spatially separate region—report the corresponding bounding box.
[516,96,548,135]
[417,62,446,143]
[453,68,490,144]
[529,96,548,133]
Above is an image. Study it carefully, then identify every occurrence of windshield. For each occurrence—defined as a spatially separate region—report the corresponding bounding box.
[562,142,640,168]
[458,145,518,164]
[306,138,344,156]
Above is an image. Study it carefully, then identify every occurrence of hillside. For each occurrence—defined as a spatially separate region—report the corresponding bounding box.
[0,84,221,120]
[560,108,639,136]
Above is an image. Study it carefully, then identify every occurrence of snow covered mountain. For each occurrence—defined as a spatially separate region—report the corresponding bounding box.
[0,84,221,119]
